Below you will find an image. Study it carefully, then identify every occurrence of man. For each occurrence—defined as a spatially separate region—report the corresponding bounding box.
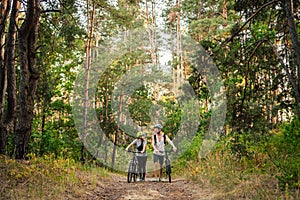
[151,124,177,181]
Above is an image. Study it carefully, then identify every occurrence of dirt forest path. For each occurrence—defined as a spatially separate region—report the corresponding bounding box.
[78,174,213,200]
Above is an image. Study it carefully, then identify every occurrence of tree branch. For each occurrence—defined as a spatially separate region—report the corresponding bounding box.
[266,40,300,105]
[41,9,61,13]
[224,0,280,44]
[241,39,267,110]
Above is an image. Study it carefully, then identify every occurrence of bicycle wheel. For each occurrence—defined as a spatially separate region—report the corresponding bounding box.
[127,161,134,183]
[166,165,171,183]
[165,157,172,183]
[132,164,137,182]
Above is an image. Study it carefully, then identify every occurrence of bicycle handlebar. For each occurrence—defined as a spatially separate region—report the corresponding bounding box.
[158,150,173,154]
[127,150,142,154]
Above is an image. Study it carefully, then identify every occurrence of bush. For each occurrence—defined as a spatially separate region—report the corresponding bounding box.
[268,118,300,189]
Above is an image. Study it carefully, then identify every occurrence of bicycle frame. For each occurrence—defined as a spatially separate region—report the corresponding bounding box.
[159,150,172,183]
[127,151,140,183]
[165,151,172,182]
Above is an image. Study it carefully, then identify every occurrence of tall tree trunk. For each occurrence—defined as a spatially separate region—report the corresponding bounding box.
[14,0,40,159]
[176,0,183,95]
[222,0,227,27]
[104,81,109,164]
[111,93,122,170]
[285,0,300,119]
[196,1,202,42]
[145,0,153,64]
[149,0,156,64]
[0,0,10,154]
[222,0,227,19]
[0,0,19,155]
[81,0,95,164]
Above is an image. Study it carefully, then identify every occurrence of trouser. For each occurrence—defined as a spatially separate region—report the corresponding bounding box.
[137,156,147,179]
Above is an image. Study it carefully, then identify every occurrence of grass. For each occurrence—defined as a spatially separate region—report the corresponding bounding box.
[180,149,300,200]
[0,154,110,200]
[1,134,299,200]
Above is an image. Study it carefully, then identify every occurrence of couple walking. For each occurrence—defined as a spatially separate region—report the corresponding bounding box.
[125,124,177,181]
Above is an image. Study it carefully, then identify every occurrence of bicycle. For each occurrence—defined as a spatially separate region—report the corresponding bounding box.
[159,150,172,183]
[127,150,140,183]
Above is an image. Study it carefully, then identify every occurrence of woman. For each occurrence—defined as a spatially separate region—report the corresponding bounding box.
[152,124,177,181]
[125,132,148,181]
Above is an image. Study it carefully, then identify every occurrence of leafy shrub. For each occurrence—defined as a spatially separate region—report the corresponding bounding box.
[268,118,300,189]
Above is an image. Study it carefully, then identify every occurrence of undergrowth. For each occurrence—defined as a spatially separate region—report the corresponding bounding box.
[177,119,300,199]
[0,154,109,200]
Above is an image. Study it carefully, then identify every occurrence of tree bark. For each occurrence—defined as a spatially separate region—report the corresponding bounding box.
[285,0,300,118]
[150,0,156,64]
[81,0,95,164]
[14,0,40,159]
[0,0,19,155]
[0,0,10,154]
[222,0,227,19]
[111,93,122,170]
[176,0,183,93]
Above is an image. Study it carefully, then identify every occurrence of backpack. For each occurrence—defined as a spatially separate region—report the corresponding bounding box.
[137,140,144,151]
[154,134,166,145]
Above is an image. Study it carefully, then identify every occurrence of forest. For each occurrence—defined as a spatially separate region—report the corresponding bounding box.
[0,0,299,199]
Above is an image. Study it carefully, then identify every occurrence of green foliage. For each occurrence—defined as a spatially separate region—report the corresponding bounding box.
[177,118,300,198]
[0,154,109,199]
[182,0,238,41]
[179,127,204,161]
[129,86,154,126]
[28,2,86,161]
[225,130,270,160]
[30,101,82,160]
[6,2,298,198]
[158,99,181,137]
[268,118,300,189]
